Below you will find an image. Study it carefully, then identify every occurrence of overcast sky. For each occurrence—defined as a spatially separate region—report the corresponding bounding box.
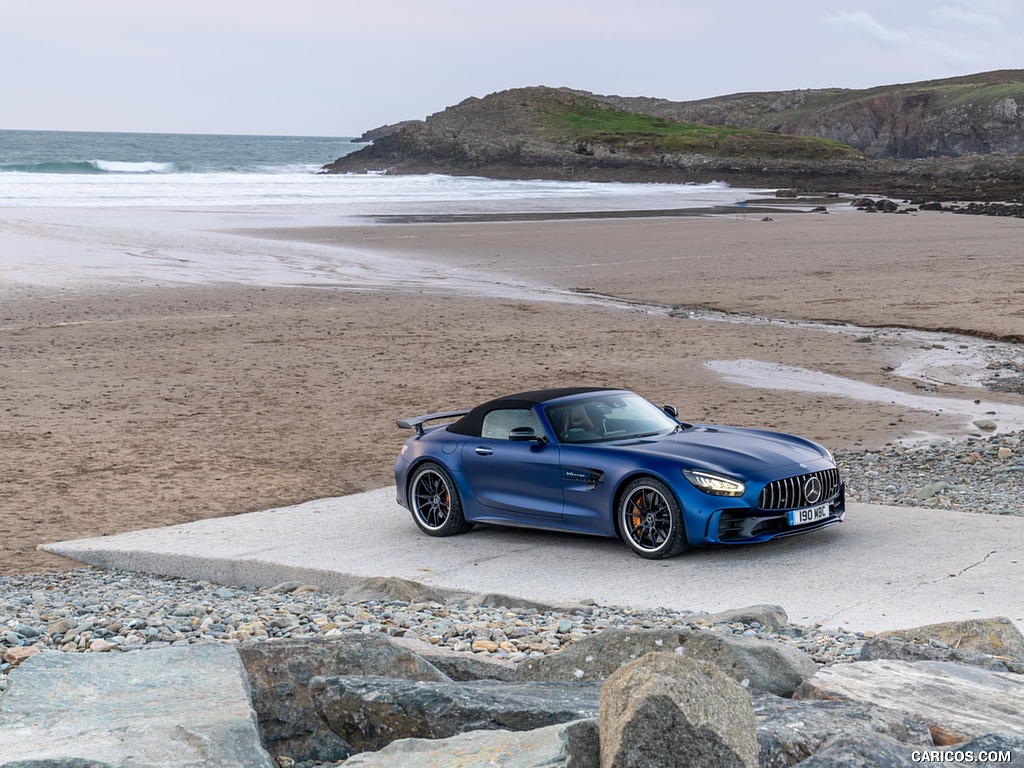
[4,0,1021,137]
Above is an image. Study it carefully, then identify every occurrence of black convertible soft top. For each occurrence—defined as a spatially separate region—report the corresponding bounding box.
[447,386,620,436]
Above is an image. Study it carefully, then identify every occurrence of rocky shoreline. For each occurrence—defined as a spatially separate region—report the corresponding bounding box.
[854,196,1024,220]
[838,431,1024,515]
[325,150,1024,207]
[0,569,870,704]
[2,571,1022,766]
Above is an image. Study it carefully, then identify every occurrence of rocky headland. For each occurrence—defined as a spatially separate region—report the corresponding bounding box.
[325,73,1024,205]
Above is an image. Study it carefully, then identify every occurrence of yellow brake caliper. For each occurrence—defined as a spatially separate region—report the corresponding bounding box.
[630,494,644,532]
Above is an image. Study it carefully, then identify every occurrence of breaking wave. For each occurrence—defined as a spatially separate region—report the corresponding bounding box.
[0,160,178,174]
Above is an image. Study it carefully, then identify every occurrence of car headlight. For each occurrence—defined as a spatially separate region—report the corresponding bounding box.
[682,469,746,497]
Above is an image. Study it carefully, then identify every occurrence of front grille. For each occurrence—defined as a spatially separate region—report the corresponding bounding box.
[758,468,841,510]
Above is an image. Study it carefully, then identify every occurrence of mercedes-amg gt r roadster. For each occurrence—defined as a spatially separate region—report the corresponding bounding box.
[394,387,844,559]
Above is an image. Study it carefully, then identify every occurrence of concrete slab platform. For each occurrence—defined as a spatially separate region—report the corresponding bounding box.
[42,489,1024,632]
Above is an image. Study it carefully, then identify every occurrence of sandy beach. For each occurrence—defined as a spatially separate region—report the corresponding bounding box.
[3,206,1023,575]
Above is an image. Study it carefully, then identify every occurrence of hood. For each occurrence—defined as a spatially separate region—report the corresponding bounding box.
[620,424,831,475]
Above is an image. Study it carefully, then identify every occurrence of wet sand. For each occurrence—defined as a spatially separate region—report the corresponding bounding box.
[246,211,1024,341]
[2,208,1023,575]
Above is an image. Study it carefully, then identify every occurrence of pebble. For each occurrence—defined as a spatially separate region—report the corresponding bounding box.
[836,431,1024,515]
[4,436,1019,690]
[0,567,871,689]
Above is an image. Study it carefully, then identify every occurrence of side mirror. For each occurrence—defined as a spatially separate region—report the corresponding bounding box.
[509,426,544,442]
[663,404,679,419]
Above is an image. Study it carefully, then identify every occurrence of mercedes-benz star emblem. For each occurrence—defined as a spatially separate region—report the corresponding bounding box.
[803,476,823,505]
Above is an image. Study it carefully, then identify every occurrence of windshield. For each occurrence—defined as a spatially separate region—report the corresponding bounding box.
[545,393,681,444]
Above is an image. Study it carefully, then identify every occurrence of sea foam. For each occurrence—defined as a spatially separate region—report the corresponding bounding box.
[1,129,773,211]
[90,160,178,174]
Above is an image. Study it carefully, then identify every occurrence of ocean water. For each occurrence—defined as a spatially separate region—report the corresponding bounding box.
[0,129,768,214]
[0,129,781,294]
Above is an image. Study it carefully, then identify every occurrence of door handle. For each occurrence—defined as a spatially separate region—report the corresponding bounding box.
[474,446,494,456]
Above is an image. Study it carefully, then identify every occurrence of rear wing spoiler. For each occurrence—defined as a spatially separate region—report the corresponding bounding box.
[396,410,470,436]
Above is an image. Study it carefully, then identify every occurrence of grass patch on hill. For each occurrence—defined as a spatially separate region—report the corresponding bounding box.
[540,103,860,160]
[934,82,1024,111]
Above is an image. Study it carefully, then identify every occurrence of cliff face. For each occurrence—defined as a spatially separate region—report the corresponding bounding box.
[581,70,1024,159]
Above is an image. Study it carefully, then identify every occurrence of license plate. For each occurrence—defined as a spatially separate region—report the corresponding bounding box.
[789,503,829,526]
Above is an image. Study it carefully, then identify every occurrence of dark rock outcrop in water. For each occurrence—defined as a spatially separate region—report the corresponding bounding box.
[354,120,423,143]
[325,75,1024,202]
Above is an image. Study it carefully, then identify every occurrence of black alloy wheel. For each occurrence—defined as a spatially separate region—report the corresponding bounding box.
[618,477,689,559]
[409,462,471,537]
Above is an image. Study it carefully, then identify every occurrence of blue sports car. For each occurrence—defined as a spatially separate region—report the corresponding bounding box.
[394,387,844,559]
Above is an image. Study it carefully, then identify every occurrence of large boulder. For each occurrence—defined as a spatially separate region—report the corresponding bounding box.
[944,733,1024,765]
[456,591,594,613]
[516,627,816,695]
[310,675,600,753]
[752,691,932,765]
[238,635,449,763]
[794,731,1024,767]
[790,732,920,767]
[859,634,1024,674]
[794,660,1024,742]
[340,719,600,767]
[863,617,1024,663]
[692,604,790,631]
[599,652,758,768]
[393,636,518,681]
[341,576,449,603]
[678,630,818,696]
[515,628,691,683]
[0,645,274,768]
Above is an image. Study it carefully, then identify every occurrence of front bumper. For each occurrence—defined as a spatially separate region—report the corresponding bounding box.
[708,484,846,544]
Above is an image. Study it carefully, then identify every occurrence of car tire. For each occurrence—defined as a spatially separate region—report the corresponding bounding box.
[618,477,689,559]
[409,461,471,537]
